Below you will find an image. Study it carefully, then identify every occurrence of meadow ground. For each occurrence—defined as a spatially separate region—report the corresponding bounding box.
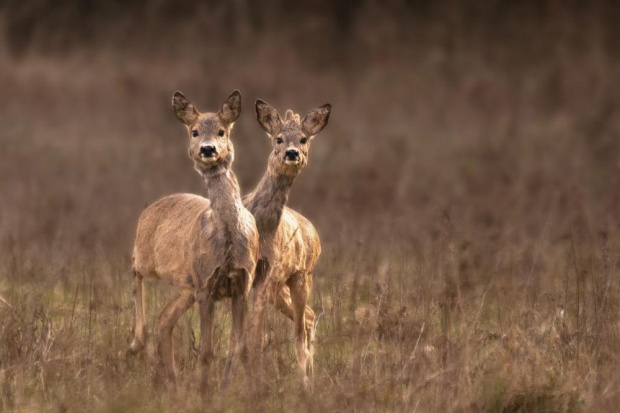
[1,2,620,411]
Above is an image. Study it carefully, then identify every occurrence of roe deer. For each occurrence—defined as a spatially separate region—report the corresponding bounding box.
[243,100,331,391]
[129,90,259,391]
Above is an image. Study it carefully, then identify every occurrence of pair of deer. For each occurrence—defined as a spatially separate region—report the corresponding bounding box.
[128,90,331,394]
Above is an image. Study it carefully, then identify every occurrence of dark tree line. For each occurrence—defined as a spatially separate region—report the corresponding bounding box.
[2,0,620,56]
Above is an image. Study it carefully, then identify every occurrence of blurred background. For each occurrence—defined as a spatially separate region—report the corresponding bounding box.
[1,1,620,410]
[2,0,620,258]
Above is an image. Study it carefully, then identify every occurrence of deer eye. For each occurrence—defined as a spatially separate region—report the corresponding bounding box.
[192,130,199,137]
[300,138,308,144]
[218,129,225,137]
[276,138,284,144]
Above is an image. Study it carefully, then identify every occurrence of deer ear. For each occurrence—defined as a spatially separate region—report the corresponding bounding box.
[255,99,282,135]
[219,90,242,124]
[302,104,331,136]
[172,91,199,125]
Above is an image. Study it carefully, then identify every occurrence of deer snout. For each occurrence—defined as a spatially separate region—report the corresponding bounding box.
[199,144,218,158]
[284,148,300,161]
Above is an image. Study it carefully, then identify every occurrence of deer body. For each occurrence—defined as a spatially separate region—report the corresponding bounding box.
[129,90,258,391]
[244,102,331,390]
[133,174,257,296]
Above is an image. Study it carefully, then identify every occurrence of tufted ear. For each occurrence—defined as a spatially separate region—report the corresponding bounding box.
[302,104,331,136]
[172,91,199,125]
[218,90,242,124]
[255,99,283,135]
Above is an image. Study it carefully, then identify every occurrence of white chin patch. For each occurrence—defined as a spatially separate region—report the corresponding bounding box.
[285,160,299,166]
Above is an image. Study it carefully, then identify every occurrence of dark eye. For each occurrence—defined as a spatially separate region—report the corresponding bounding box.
[300,138,308,144]
[192,130,199,137]
[276,138,284,144]
[218,129,225,137]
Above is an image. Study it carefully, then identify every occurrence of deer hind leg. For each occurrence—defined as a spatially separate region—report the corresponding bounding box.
[157,291,195,387]
[222,268,250,389]
[287,271,312,392]
[272,284,316,378]
[196,291,215,394]
[129,269,146,354]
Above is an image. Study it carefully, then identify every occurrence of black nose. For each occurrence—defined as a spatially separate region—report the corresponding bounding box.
[200,145,217,157]
[285,149,299,160]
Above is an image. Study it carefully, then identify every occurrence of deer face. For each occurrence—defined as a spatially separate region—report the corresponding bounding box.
[255,100,331,176]
[172,90,242,168]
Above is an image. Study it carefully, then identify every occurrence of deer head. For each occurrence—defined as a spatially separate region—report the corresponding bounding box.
[172,90,242,170]
[255,100,331,177]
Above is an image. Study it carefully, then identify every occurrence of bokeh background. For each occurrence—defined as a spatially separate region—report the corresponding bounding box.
[1,1,620,411]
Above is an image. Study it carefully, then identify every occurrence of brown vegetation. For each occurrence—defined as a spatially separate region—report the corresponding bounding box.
[1,1,620,411]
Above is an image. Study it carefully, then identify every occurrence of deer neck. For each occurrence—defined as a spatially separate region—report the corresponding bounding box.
[246,164,298,237]
[198,154,243,231]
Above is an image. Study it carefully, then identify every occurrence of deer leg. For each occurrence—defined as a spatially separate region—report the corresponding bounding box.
[249,270,272,381]
[222,268,250,389]
[196,290,215,394]
[288,272,312,392]
[271,284,316,376]
[305,304,316,380]
[270,284,294,319]
[305,274,316,380]
[157,291,195,388]
[129,269,146,354]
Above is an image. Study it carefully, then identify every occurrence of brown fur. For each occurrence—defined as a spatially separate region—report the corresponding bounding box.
[129,90,259,392]
[244,99,331,390]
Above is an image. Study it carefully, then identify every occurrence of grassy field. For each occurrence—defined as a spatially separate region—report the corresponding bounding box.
[2,2,620,411]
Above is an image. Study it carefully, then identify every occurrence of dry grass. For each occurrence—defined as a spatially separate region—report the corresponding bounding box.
[2,2,620,411]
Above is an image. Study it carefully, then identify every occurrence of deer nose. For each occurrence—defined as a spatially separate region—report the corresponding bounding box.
[200,144,217,158]
[285,149,299,160]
